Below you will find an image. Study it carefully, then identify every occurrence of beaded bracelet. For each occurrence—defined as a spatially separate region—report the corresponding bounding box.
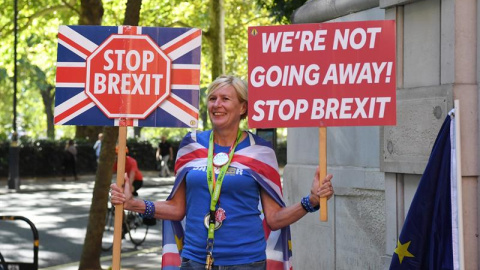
[139,200,155,219]
[301,195,320,213]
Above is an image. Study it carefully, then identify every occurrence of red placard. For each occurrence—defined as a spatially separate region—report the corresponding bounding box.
[85,34,171,119]
[248,21,396,128]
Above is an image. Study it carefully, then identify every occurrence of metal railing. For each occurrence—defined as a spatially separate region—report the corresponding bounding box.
[0,216,39,270]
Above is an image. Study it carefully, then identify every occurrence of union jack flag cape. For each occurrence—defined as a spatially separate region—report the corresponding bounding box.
[54,25,201,127]
[161,130,293,270]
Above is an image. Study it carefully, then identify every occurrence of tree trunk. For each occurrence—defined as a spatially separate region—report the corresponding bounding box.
[123,0,142,26]
[79,127,118,270]
[79,0,104,25]
[134,126,142,138]
[75,126,104,142]
[124,0,143,138]
[75,0,104,141]
[77,1,105,269]
[209,0,225,81]
[200,0,225,130]
[79,1,142,269]
[40,84,55,139]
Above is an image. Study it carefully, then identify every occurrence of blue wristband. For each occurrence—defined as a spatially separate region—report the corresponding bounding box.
[301,195,320,213]
[139,200,155,219]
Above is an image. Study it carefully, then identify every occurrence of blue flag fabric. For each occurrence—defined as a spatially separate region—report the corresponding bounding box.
[390,114,455,269]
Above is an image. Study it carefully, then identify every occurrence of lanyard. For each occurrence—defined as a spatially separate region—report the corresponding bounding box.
[205,129,242,252]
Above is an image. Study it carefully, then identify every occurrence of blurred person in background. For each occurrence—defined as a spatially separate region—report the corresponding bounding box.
[156,135,173,177]
[113,146,143,196]
[93,133,103,163]
[62,139,78,181]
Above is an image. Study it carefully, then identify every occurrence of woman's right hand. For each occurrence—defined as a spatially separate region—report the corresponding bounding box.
[309,167,334,207]
[110,173,133,208]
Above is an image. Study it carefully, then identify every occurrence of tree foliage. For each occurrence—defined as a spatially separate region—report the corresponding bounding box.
[257,0,307,24]
[0,0,79,139]
[0,0,279,140]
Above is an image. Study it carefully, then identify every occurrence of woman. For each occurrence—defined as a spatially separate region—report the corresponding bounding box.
[110,75,334,269]
[62,139,78,181]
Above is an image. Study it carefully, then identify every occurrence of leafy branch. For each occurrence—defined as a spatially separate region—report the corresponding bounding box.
[164,20,193,28]
[0,0,78,38]
[239,15,272,27]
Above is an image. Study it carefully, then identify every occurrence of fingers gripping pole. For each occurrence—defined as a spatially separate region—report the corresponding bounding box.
[112,126,127,270]
[319,127,328,222]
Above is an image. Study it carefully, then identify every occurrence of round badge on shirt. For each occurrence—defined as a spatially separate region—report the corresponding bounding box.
[213,152,229,167]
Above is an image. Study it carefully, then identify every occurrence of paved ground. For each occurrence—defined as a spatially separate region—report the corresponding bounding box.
[1,171,174,270]
[41,247,163,270]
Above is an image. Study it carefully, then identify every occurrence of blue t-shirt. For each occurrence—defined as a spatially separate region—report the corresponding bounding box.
[181,137,267,265]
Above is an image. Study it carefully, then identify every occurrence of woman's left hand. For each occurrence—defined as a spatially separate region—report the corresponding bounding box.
[309,167,334,207]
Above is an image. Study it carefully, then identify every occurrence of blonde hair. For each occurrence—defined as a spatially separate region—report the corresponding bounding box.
[207,75,248,119]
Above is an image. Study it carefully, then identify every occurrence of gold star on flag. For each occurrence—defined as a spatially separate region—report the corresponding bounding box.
[175,235,183,251]
[394,240,415,264]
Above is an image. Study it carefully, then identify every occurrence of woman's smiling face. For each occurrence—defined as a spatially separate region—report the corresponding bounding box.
[208,85,246,131]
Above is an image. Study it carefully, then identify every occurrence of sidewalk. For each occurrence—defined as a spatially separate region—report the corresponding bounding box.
[0,170,174,194]
[1,171,174,270]
[41,247,164,270]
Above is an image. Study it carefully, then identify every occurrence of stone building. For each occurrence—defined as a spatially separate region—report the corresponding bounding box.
[284,0,479,268]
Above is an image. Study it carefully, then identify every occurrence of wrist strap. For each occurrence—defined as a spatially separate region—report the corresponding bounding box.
[301,195,320,213]
[139,200,155,218]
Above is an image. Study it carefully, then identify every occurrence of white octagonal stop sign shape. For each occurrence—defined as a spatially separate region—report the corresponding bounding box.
[85,34,171,119]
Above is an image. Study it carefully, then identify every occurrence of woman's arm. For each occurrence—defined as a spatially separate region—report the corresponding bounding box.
[110,175,186,221]
[261,168,333,231]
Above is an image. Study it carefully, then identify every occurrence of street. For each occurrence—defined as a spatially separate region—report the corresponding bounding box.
[0,173,174,269]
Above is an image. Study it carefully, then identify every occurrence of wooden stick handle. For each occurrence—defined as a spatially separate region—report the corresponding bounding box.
[319,127,328,222]
[112,126,127,270]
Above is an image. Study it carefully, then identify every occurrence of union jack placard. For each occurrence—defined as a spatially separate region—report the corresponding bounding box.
[54,25,201,127]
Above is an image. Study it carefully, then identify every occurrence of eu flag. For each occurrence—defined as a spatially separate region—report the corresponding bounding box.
[390,113,460,269]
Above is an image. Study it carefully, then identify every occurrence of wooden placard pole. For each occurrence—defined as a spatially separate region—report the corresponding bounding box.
[112,126,127,270]
[319,127,328,222]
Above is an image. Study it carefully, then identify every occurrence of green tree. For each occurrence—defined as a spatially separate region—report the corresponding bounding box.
[0,66,14,140]
[257,0,307,23]
[207,0,225,80]
[139,0,276,130]
[0,0,79,139]
[79,1,142,269]
[79,125,119,270]
[0,0,278,140]
[17,58,56,138]
[78,126,118,270]
[75,0,104,142]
